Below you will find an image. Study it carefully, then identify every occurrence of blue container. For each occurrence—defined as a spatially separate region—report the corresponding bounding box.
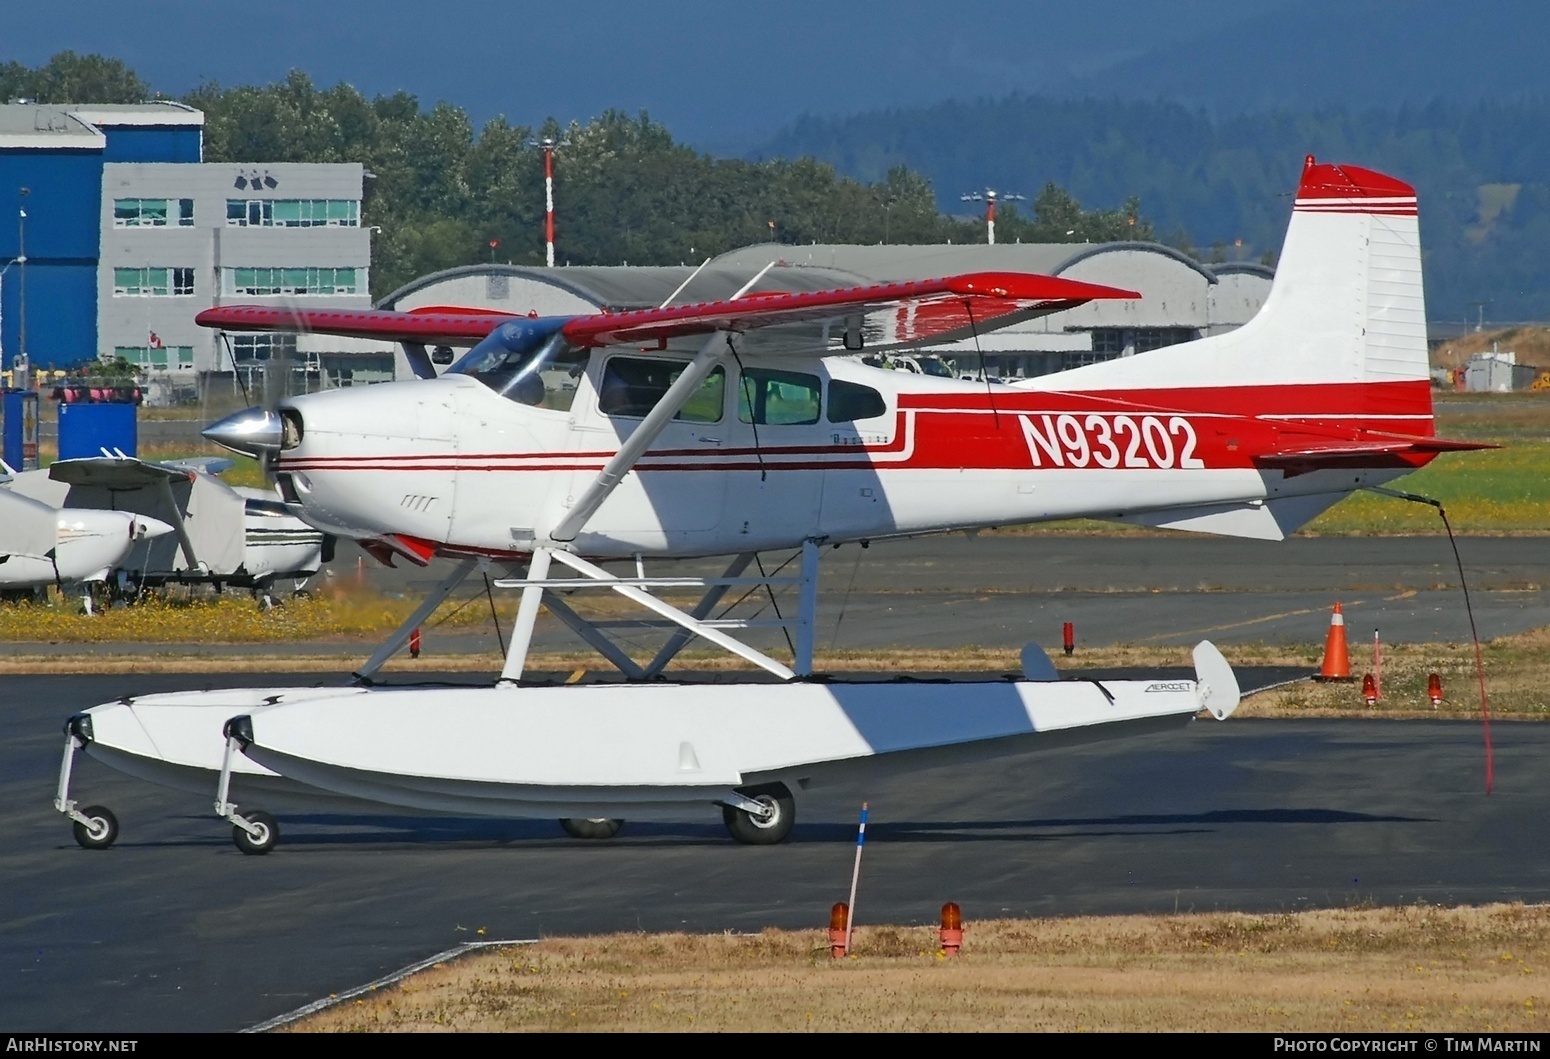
[58,402,137,460]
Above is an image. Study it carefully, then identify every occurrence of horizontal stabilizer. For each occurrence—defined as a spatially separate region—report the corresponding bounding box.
[1255,434,1491,475]
[0,489,60,558]
[1108,493,1347,541]
[161,456,235,477]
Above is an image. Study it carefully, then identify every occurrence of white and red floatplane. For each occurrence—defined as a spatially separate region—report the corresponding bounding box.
[54,157,1478,853]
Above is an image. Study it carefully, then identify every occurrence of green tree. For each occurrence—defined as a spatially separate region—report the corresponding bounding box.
[0,52,149,104]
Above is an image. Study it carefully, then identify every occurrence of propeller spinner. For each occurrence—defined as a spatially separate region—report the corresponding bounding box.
[202,406,283,458]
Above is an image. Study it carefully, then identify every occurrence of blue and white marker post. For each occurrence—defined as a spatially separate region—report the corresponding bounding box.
[844,802,868,955]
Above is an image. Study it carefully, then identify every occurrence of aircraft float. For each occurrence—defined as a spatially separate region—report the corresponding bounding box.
[52,157,1480,854]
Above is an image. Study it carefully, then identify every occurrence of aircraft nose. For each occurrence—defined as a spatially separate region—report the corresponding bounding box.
[203,407,281,457]
[130,515,175,540]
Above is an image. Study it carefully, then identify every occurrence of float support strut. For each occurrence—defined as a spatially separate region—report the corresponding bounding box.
[500,548,553,683]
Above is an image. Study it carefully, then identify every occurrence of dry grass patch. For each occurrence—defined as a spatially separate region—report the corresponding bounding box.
[293,903,1550,1032]
[3,631,1545,721]
[1245,625,1550,720]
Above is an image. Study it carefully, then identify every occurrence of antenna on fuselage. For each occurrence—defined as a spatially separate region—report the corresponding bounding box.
[660,258,711,309]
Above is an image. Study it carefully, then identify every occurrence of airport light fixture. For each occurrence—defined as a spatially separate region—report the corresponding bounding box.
[960,188,1025,246]
[0,251,23,383]
[14,190,27,388]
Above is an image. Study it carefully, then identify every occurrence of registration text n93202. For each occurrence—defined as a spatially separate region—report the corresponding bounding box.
[1018,413,1206,470]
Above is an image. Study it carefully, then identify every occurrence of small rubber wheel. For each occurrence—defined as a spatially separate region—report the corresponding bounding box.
[72,805,119,850]
[233,810,279,855]
[722,783,795,845]
[559,817,624,839]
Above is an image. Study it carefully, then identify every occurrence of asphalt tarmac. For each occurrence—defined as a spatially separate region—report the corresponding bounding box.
[3,534,1547,1031]
[328,534,1550,659]
[0,672,1538,1032]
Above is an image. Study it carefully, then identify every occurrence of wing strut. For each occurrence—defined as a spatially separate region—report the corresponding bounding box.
[353,558,479,682]
[154,477,201,574]
[491,549,800,682]
[643,552,756,675]
[546,331,728,543]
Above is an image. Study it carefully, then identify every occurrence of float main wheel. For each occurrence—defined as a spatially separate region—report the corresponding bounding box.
[722,783,795,845]
[559,818,624,839]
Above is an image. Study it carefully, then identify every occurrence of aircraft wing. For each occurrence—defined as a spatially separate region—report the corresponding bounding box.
[195,272,1136,354]
[558,272,1134,350]
[49,456,197,488]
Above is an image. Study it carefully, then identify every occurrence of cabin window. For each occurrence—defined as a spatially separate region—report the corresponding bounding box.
[599,357,725,422]
[737,368,821,426]
[827,380,886,422]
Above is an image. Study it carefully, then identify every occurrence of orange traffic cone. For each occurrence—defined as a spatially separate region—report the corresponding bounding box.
[1315,603,1353,681]
[829,902,850,959]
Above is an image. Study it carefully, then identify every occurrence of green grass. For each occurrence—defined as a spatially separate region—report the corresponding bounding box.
[1307,443,1550,534]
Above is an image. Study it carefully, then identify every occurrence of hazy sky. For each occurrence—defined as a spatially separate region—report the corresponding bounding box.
[5,0,1285,149]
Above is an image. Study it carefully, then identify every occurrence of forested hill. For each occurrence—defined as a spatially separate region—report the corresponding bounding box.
[756,97,1550,322]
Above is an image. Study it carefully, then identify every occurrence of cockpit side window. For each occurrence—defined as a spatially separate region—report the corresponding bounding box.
[599,356,725,422]
[737,367,821,425]
[827,380,887,422]
[449,318,586,410]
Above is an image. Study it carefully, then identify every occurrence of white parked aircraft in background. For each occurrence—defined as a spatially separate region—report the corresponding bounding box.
[7,453,331,603]
[54,158,1480,854]
[0,474,171,599]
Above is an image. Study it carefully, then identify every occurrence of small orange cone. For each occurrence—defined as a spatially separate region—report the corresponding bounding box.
[1362,673,1379,706]
[939,902,964,957]
[829,902,850,958]
[1428,673,1443,708]
[1315,602,1353,681]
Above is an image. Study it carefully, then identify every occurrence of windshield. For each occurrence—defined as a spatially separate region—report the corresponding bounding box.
[449,317,587,408]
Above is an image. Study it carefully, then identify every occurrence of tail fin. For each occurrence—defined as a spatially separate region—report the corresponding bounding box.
[1042,156,1428,395]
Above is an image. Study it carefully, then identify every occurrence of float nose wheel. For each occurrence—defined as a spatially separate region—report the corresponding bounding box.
[56,726,120,850]
[71,805,119,850]
[559,818,624,839]
[232,810,279,855]
[722,783,795,845]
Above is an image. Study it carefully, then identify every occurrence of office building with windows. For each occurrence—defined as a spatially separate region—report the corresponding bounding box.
[0,101,386,396]
[99,160,387,389]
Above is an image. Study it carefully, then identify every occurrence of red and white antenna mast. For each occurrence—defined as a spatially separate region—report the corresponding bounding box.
[531,136,570,267]
[961,188,1025,245]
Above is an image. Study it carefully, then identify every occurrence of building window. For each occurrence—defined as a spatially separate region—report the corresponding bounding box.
[223,267,361,296]
[115,345,194,370]
[114,199,168,227]
[225,199,360,227]
[1134,328,1199,353]
[1090,329,1126,357]
[113,267,195,296]
[113,199,194,227]
[228,333,298,365]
